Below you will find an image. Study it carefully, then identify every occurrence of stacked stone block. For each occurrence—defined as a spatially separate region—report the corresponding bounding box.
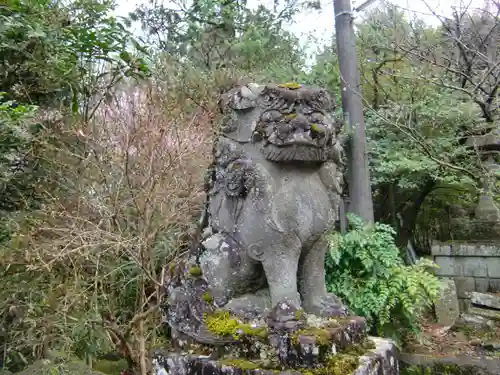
[432,242,500,311]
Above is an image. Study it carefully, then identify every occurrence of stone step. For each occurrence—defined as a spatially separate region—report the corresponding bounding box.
[470,291,500,310]
[286,316,367,362]
[468,306,500,321]
[399,353,500,375]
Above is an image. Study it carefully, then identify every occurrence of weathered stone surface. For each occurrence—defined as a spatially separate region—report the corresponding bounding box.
[431,243,500,257]
[475,195,500,222]
[434,257,489,278]
[434,257,464,277]
[470,292,500,310]
[475,278,490,294]
[487,258,500,278]
[434,278,460,326]
[455,277,475,298]
[458,298,471,312]
[463,258,488,278]
[465,133,500,150]
[455,313,495,330]
[489,278,500,292]
[354,337,399,375]
[468,306,500,321]
[399,353,500,375]
[481,339,500,351]
[151,336,398,375]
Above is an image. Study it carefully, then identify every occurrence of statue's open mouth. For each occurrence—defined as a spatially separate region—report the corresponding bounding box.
[252,110,332,148]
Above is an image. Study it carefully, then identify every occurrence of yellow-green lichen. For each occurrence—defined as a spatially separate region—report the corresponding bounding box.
[292,327,331,346]
[284,113,297,120]
[295,308,304,320]
[219,359,261,370]
[203,311,268,340]
[306,354,359,375]
[343,340,375,357]
[238,323,269,339]
[168,262,176,277]
[204,311,240,338]
[278,82,301,90]
[188,266,202,277]
[400,363,465,375]
[201,291,213,304]
[310,123,324,133]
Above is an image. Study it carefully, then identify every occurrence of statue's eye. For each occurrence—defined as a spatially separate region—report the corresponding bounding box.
[262,94,274,103]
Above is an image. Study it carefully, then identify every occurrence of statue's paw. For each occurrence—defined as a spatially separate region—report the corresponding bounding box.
[223,289,272,320]
[307,293,348,317]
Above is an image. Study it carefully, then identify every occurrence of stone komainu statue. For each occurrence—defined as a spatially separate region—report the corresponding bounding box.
[166,82,347,345]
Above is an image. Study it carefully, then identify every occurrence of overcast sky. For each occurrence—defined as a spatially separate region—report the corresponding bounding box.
[114,0,485,57]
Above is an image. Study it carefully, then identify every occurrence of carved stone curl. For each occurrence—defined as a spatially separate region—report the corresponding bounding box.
[165,82,348,347]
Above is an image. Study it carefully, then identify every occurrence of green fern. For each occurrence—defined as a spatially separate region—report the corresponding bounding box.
[325,214,441,345]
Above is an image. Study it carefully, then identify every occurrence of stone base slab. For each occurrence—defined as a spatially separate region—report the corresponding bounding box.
[152,337,398,375]
[399,352,500,375]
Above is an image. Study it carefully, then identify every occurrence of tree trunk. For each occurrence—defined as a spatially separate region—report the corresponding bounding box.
[395,179,436,250]
[334,0,375,224]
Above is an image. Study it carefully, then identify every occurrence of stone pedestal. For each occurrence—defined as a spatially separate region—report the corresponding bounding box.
[152,336,398,375]
[152,318,398,375]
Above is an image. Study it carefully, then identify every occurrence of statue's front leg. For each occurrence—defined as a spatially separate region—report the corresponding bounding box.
[298,236,347,317]
[251,235,302,309]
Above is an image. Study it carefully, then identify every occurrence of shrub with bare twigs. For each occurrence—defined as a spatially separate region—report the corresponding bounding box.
[0,78,214,373]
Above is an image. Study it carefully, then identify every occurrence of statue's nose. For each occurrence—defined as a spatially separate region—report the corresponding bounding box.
[290,113,310,130]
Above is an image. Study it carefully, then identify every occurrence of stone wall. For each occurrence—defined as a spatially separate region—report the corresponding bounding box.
[432,242,500,311]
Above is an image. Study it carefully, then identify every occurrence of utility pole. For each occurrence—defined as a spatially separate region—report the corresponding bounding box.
[334,0,375,224]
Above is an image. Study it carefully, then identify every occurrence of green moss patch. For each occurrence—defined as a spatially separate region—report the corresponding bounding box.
[188,266,202,277]
[277,82,301,90]
[219,359,261,370]
[302,354,359,375]
[203,311,268,340]
[291,327,332,346]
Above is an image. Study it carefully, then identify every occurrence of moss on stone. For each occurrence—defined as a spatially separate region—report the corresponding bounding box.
[400,362,471,375]
[201,291,213,304]
[301,354,359,375]
[237,323,269,339]
[204,311,240,338]
[188,266,202,277]
[291,327,331,346]
[310,123,324,133]
[400,365,433,375]
[343,339,376,356]
[204,311,268,340]
[168,262,176,277]
[284,113,297,120]
[277,82,301,90]
[295,309,304,320]
[219,359,261,370]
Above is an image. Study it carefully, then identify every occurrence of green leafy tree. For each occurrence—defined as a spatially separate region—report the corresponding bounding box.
[131,0,309,78]
[309,4,486,251]
[0,0,149,117]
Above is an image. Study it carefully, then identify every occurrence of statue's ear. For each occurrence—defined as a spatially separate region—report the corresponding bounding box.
[222,84,264,110]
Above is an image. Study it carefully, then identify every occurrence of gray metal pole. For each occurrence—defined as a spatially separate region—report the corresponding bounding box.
[334,0,375,223]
